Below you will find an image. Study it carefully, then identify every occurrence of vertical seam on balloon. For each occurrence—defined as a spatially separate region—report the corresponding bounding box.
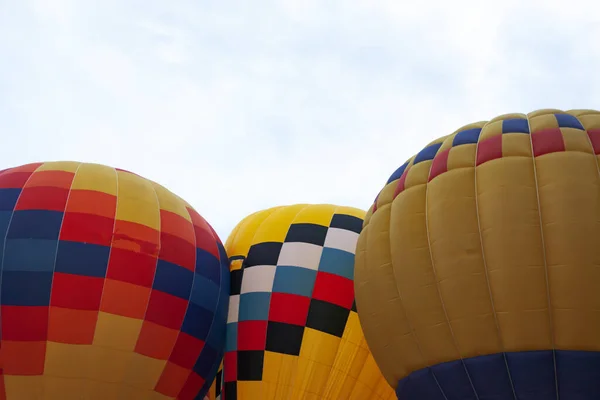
[294,204,335,400]
[361,218,397,400]
[128,174,164,400]
[0,163,42,392]
[287,205,312,400]
[41,161,82,399]
[391,180,449,399]
[251,206,298,400]
[168,198,201,398]
[381,183,429,375]
[261,206,287,400]
[354,206,396,396]
[211,235,230,398]
[423,148,477,400]
[136,177,163,321]
[473,130,518,400]
[324,205,344,398]
[574,111,600,400]
[203,222,229,397]
[88,165,119,368]
[325,206,367,399]
[526,112,559,400]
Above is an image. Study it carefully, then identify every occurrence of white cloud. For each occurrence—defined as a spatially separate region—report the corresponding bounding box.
[1,0,599,240]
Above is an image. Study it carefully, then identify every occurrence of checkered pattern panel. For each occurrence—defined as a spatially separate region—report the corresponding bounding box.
[370,110,600,214]
[0,162,229,400]
[223,211,363,398]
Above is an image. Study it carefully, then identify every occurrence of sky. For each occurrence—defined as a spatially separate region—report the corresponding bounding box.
[1,0,599,240]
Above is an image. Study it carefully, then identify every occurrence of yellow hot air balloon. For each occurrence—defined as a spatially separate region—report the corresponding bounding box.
[221,204,395,399]
[355,109,600,399]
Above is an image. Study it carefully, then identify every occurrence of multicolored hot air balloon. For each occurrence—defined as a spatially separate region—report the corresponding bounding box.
[0,162,229,399]
[222,204,395,399]
[355,109,600,399]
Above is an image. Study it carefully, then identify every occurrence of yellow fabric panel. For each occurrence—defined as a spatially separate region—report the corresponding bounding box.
[373,179,398,211]
[114,170,160,230]
[225,204,395,399]
[69,162,118,195]
[479,119,503,140]
[225,207,284,257]
[291,204,338,226]
[502,133,532,158]
[35,160,80,173]
[447,143,476,170]
[404,160,429,189]
[388,184,457,366]
[151,182,193,222]
[476,154,552,352]
[427,167,501,357]
[537,151,600,349]
[355,108,600,390]
[357,204,422,384]
[92,312,143,351]
[252,204,309,243]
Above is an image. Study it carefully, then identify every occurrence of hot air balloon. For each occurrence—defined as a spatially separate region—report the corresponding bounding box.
[355,109,600,399]
[222,204,395,399]
[0,161,229,399]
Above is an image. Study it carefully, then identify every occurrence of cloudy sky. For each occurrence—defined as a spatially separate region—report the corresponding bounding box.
[1,0,598,240]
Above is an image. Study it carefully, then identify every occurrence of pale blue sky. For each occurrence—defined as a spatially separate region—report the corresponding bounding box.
[1,0,598,240]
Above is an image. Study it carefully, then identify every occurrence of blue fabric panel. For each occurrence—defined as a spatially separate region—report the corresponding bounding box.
[506,350,556,400]
[153,259,194,300]
[225,323,237,352]
[181,303,214,341]
[3,238,58,272]
[397,368,445,400]
[7,210,63,240]
[1,270,53,306]
[502,118,530,134]
[453,128,482,146]
[193,344,218,377]
[555,113,584,130]
[196,248,220,284]
[238,292,271,321]
[397,350,600,399]
[54,241,110,277]
[273,266,316,297]
[414,142,443,164]
[190,273,219,311]
[556,350,600,399]
[463,353,514,400]
[431,359,477,400]
[204,309,226,350]
[0,188,20,211]
[386,162,409,184]
[0,210,12,264]
[318,247,354,280]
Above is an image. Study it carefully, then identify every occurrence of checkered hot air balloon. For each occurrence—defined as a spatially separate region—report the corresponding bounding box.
[355,109,600,399]
[221,204,395,400]
[0,161,229,399]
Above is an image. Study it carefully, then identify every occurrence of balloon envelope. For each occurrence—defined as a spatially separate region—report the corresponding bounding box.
[0,161,229,399]
[222,204,395,399]
[355,109,600,399]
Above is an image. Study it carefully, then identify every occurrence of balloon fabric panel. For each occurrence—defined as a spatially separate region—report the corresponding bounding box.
[222,204,395,400]
[206,362,223,399]
[355,109,600,399]
[0,161,229,399]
